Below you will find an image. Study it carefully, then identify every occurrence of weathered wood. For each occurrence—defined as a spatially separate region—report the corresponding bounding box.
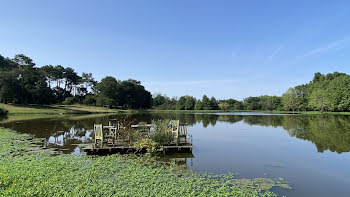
[89,120,193,155]
[82,143,194,155]
[131,124,152,128]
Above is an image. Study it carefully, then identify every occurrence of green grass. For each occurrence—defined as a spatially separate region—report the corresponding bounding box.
[3,103,350,115]
[0,128,283,196]
[0,104,131,115]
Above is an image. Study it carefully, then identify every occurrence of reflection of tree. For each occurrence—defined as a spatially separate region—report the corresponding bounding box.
[242,115,350,153]
[217,115,243,124]
[282,115,350,153]
[243,116,283,128]
[2,113,350,154]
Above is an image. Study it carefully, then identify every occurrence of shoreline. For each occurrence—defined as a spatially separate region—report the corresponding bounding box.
[2,103,350,116]
[0,128,283,196]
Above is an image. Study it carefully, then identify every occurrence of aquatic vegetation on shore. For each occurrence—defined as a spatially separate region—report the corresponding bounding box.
[0,128,286,196]
[232,178,292,191]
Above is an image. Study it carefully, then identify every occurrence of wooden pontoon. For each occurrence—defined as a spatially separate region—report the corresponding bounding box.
[83,120,193,154]
[82,144,193,154]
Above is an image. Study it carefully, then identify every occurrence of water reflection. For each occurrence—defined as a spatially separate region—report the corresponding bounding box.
[1,113,350,154]
[2,113,350,197]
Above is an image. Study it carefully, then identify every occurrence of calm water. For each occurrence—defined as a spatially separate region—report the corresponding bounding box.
[1,113,350,197]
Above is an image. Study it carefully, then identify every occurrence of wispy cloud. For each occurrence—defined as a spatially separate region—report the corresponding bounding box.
[303,37,350,57]
[267,45,283,60]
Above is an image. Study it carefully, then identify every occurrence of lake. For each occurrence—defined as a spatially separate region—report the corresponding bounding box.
[1,112,350,197]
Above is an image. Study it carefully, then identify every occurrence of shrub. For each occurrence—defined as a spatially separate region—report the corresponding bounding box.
[133,138,161,154]
[83,95,96,106]
[62,97,75,105]
[149,119,174,145]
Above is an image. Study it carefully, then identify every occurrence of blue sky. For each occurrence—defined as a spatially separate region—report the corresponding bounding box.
[1,1,350,100]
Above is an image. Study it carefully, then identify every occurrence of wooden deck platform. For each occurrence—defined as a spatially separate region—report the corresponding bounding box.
[82,143,193,155]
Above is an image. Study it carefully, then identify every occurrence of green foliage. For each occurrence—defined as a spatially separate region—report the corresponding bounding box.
[209,97,219,110]
[118,79,152,109]
[244,97,260,110]
[0,128,278,196]
[152,72,350,113]
[201,95,211,110]
[96,94,115,107]
[95,77,152,109]
[176,96,196,110]
[83,95,96,106]
[219,99,244,111]
[219,102,230,111]
[150,119,175,145]
[62,97,75,105]
[232,178,291,191]
[152,93,168,107]
[308,89,330,112]
[241,96,283,111]
[94,76,119,106]
[283,72,350,112]
[0,53,152,109]
[81,72,95,92]
[3,52,350,113]
[152,94,177,110]
[326,75,350,111]
[282,88,301,112]
[134,138,161,154]
[194,100,203,110]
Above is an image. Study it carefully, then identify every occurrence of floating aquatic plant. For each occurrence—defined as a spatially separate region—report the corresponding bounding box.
[0,128,288,196]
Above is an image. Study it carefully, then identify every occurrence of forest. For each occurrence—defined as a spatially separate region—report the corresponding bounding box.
[1,53,350,112]
[0,54,152,109]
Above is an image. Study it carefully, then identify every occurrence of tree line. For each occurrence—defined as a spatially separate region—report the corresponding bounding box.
[153,72,350,113]
[0,54,151,109]
[1,53,350,112]
[151,94,282,111]
[282,72,350,112]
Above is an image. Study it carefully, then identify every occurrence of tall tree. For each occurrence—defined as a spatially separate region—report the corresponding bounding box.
[53,65,65,88]
[209,97,219,110]
[308,89,330,112]
[202,95,211,110]
[176,96,195,110]
[40,65,55,88]
[194,100,203,110]
[81,72,95,92]
[95,76,119,107]
[13,54,35,68]
[282,88,300,113]
[63,67,80,97]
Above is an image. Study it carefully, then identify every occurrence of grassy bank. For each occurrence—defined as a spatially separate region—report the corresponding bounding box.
[0,128,285,196]
[3,103,347,116]
[0,104,131,115]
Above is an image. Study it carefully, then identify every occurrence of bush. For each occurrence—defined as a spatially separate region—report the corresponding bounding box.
[149,119,174,145]
[62,97,75,105]
[83,95,96,106]
[133,138,160,154]
[0,107,8,115]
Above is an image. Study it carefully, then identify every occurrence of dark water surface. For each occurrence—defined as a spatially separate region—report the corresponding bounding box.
[1,113,350,197]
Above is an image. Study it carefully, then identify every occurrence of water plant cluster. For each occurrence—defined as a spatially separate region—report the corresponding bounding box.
[0,128,284,196]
